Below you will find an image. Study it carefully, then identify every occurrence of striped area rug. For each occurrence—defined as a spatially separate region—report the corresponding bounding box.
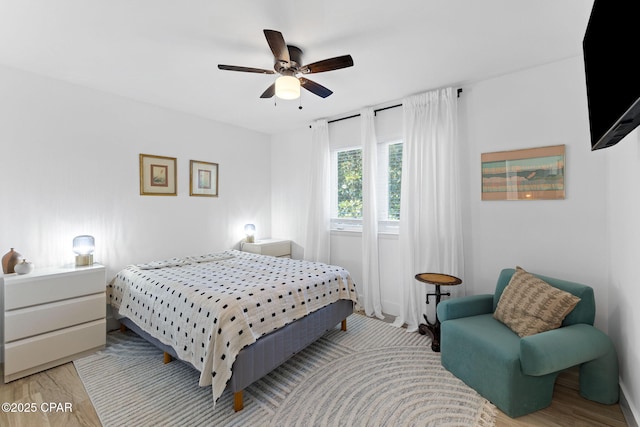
[74,314,496,426]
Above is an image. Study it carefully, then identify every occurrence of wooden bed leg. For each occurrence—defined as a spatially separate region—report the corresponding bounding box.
[341,319,347,331]
[233,390,244,412]
[119,323,127,333]
[163,352,173,364]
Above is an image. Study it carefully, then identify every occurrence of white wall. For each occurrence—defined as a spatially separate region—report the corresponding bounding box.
[461,56,610,328]
[605,128,640,422]
[270,127,313,259]
[0,65,272,282]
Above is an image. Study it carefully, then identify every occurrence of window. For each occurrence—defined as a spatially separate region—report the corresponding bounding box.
[380,141,403,221]
[331,141,402,232]
[336,148,363,219]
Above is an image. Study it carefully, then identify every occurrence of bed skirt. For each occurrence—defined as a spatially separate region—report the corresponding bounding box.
[119,299,353,399]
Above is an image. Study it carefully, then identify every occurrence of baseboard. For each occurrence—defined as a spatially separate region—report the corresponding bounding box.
[620,384,639,427]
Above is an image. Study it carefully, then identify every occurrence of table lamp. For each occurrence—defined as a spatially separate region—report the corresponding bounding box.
[244,224,256,243]
[73,235,95,266]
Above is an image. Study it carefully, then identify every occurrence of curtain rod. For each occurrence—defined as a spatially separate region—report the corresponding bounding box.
[310,88,462,128]
[328,103,401,124]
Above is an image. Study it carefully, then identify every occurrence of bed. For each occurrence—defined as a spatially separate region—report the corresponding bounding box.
[108,250,357,411]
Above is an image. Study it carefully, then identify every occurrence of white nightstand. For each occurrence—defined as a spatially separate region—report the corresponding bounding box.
[241,238,291,258]
[1,263,106,382]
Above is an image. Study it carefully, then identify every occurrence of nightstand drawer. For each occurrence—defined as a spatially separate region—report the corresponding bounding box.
[5,293,105,342]
[4,267,105,310]
[4,319,106,379]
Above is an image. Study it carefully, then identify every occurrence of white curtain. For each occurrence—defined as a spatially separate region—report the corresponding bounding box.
[392,87,464,332]
[361,108,385,319]
[304,120,331,263]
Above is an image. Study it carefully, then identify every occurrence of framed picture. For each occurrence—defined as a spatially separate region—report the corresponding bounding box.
[481,145,565,201]
[190,160,218,197]
[139,154,177,196]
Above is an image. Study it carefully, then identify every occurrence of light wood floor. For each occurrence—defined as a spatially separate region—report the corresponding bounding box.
[495,368,628,427]
[0,362,100,427]
[0,360,628,426]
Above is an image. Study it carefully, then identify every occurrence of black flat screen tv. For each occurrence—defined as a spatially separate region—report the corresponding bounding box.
[583,0,640,151]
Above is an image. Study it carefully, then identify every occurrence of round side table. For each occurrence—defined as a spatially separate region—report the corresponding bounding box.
[415,272,462,352]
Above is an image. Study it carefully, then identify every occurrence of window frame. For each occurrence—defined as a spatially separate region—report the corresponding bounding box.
[330,139,403,234]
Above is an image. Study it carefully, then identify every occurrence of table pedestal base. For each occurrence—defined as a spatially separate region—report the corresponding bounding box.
[418,314,441,352]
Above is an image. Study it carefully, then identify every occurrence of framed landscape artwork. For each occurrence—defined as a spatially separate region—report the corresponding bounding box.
[189,160,218,197]
[139,153,177,196]
[481,145,565,201]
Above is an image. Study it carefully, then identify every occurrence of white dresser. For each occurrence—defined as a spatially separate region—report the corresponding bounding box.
[2,263,106,383]
[241,238,291,258]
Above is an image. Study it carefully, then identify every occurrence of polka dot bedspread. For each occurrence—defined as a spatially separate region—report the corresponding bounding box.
[108,250,358,404]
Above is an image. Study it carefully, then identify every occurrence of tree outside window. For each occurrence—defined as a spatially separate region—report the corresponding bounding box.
[337,148,363,218]
[388,142,402,220]
[333,142,403,229]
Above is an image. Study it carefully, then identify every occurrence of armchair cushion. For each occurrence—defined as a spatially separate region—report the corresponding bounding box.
[520,324,614,376]
[493,267,581,337]
[437,294,494,322]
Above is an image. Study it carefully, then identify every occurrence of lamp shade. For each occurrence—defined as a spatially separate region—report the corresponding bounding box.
[73,235,95,255]
[275,75,300,100]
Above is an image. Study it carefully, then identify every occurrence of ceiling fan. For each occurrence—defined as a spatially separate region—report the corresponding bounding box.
[218,29,354,100]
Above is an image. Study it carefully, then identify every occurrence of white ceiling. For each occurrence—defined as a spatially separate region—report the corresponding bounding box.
[0,0,594,135]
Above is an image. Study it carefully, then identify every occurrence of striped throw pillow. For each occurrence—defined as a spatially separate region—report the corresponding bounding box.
[493,267,581,337]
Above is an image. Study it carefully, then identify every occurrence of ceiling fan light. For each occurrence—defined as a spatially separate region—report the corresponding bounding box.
[275,75,300,100]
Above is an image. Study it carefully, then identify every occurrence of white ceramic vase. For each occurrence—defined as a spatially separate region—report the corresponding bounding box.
[14,259,34,275]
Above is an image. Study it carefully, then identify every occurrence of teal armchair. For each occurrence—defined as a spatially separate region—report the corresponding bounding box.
[436,268,619,418]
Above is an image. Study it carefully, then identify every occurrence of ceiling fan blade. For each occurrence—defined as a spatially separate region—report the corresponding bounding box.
[218,64,275,74]
[299,77,333,98]
[264,29,290,63]
[300,55,354,74]
[260,83,275,98]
